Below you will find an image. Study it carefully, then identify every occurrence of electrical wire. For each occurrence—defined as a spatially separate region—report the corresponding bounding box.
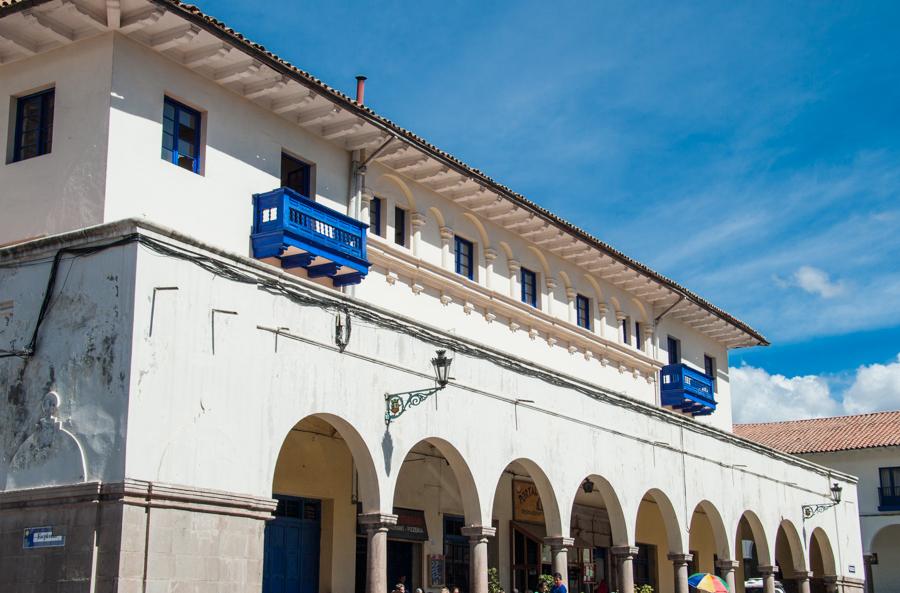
[0,232,853,487]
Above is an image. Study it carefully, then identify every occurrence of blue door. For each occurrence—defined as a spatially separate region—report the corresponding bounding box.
[264,495,321,593]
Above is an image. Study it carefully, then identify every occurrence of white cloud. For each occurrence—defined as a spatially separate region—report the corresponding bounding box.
[793,265,844,298]
[843,354,900,414]
[732,355,900,423]
[731,365,841,423]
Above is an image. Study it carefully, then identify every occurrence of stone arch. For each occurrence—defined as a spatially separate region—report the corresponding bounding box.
[497,241,514,261]
[584,274,607,303]
[461,212,491,250]
[428,205,446,228]
[608,295,623,315]
[526,245,552,279]
[378,172,417,210]
[638,487,685,554]
[775,519,806,577]
[736,509,773,566]
[809,526,837,576]
[269,412,381,514]
[630,297,650,324]
[570,473,630,547]
[558,270,574,292]
[491,457,565,536]
[393,436,485,527]
[690,500,732,559]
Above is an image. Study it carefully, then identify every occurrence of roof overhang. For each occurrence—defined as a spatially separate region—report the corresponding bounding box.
[0,0,768,349]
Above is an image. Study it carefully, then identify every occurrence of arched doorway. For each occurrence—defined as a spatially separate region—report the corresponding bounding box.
[869,524,900,593]
[809,527,837,593]
[265,414,380,593]
[774,521,806,593]
[688,502,731,578]
[634,489,685,593]
[385,438,483,593]
[568,474,629,593]
[734,511,772,593]
[490,459,563,593]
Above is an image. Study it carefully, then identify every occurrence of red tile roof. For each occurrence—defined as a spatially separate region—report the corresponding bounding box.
[734,411,900,454]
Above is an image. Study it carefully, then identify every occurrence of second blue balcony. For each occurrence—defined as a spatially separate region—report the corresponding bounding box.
[251,188,370,287]
[660,363,716,417]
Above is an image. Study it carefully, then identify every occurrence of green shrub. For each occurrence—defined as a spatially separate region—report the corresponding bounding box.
[488,567,504,593]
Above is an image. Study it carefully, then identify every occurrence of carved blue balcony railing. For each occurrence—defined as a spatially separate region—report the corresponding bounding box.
[251,188,370,287]
[660,363,716,417]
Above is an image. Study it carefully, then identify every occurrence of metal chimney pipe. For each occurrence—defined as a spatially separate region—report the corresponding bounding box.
[355,75,367,105]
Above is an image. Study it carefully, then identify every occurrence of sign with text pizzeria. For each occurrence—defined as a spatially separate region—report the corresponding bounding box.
[513,479,545,524]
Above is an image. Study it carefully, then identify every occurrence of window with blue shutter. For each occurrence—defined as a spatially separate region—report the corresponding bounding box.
[454,236,474,279]
[521,268,537,307]
[576,294,591,329]
[161,97,202,173]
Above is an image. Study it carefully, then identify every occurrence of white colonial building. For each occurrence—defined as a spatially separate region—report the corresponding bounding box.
[0,1,866,593]
[737,412,900,593]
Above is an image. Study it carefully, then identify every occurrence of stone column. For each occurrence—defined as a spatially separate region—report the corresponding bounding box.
[440,226,454,270]
[596,304,608,337]
[615,310,627,343]
[359,512,398,593]
[864,554,876,593]
[565,287,577,324]
[716,559,740,593]
[544,536,575,585]
[410,212,426,257]
[668,553,693,593]
[612,546,639,593]
[360,189,373,226]
[461,525,496,593]
[758,565,777,593]
[823,576,839,593]
[508,259,521,299]
[545,277,557,315]
[484,248,497,290]
[795,571,813,593]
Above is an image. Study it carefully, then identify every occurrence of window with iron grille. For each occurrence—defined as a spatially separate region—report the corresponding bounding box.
[879,467,900,510]
[370,197,384,237]
[12,87,54,163]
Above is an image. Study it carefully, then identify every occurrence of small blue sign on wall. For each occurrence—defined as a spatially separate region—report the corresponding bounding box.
[23,526,65,549]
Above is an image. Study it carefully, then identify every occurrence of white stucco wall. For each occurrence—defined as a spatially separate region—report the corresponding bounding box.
[0,34,114,245]
[0,222,861,590]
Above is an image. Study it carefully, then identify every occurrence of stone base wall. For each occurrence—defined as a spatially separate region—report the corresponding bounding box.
[0,480,276,593]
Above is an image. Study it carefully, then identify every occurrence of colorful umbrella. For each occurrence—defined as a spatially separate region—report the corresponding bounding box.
[688,573,730,593]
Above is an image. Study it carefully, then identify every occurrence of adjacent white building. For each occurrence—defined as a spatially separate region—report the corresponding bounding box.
[0,1,866,593]
[736,412,900,593]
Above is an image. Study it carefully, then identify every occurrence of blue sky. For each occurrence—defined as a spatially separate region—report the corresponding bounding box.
[192,1,900,421]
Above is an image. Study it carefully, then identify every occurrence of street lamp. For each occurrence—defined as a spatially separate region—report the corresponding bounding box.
[802,482,843,520]
[385,350,453,425]
[581,478,595,494]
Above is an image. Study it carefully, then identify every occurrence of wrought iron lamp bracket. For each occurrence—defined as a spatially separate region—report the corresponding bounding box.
[384,385,443,425]
[802,502,836,520]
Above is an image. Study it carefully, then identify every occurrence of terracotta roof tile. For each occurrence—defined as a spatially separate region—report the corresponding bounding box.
[0,0,769,346]
[734,410,900,454]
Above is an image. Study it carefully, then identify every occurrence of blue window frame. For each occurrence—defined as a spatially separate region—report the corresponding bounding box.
[576,294,591,329]
[621,318,630,344]
[635,321,643,350]
[667,335,681,365]
[879,467,900,510]
[370,197,383,236]
[455,236,474,279]
[521,267,537,307]
[12,88,55,163]
[161,97,202,173]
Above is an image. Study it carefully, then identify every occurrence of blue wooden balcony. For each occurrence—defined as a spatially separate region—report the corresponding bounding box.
[660,363,716,417]
[251,188,370,287]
